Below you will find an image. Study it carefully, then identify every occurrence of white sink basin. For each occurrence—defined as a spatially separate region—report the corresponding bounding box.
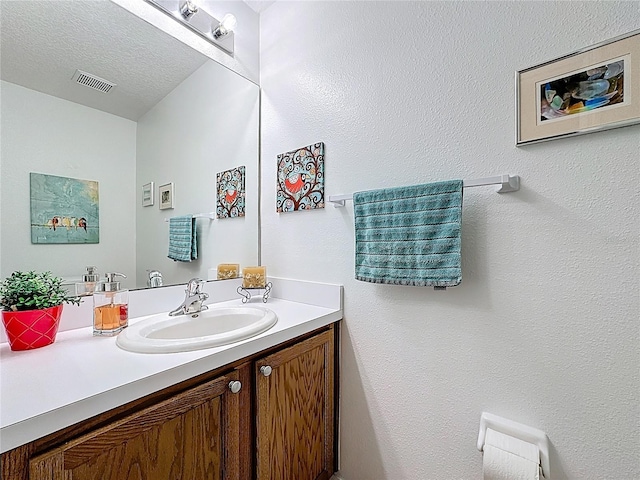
[116,306,277,353]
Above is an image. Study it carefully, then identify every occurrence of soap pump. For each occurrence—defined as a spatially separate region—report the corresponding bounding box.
[93,272,128,336]
[76,266,100,296]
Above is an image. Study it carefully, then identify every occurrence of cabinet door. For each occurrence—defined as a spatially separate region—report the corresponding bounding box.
[29,372,242,480]
[256,328,335,480]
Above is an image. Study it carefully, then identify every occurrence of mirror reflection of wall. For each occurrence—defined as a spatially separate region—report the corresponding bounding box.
[0,0,259,290]
[136,60,259,288]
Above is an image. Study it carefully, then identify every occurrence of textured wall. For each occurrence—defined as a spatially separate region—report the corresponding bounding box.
[0,81,137,287]
[260,2,640,479]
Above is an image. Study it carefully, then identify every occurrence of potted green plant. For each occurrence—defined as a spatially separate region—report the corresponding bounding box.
[0,271,80,351]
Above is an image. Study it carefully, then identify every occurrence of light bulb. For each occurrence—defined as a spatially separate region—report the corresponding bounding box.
[220,14,237,32]
[180,0,199,19]
[213,13,237,38]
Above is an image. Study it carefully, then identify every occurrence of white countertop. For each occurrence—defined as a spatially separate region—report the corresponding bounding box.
[0,296,342,453]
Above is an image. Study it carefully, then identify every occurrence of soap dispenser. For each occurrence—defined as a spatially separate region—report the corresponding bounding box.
[76,266,100,296]
[93,273,128,336]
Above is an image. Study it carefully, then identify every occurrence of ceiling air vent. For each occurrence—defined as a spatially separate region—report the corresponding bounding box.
[71,70,116,94]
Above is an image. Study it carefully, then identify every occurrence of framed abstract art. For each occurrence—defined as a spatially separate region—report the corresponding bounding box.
[516,30,639,145]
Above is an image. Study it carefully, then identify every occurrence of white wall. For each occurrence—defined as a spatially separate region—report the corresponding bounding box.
[136,60,260,287]
[0,81,137,287]
[260,2,640,479]
[112,0,260,84]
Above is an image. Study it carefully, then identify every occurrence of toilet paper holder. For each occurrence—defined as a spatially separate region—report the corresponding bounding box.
[477,412,550,479]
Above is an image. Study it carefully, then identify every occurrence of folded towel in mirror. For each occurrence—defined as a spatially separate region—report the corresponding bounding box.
[168,215,197,262]
[353,179,462,287]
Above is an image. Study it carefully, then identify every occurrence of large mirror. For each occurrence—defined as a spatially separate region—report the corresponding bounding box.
[0,0,259,290]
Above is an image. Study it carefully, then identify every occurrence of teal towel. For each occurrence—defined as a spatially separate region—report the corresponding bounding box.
[168,215,197,262]
[353,180,463,287]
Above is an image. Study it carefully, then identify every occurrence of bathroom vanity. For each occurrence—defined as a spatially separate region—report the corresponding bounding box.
[0,282,342,480]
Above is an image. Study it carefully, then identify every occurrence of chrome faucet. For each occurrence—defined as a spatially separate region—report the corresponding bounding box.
[147,270,163,288]
[169,278,209,316]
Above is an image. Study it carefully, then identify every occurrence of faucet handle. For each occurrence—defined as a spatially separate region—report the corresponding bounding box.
[186,277,205,295]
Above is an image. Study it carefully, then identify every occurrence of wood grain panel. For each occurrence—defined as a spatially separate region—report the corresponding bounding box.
[28,372,241,480]
[235,362,253,480]
[65,399,222,480]
[223,366,241,480]
[2,444,35,480]
[28,451,63,480]
[256,328,334,480]
[62,375,229,469]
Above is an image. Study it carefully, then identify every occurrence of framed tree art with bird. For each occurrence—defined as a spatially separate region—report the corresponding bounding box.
[276,142,325,213]
[216,166,246,218]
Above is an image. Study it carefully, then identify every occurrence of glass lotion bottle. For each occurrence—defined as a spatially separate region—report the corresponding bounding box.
[93,273,128,336]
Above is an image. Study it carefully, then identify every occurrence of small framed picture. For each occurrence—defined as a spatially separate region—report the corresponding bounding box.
[516,29,639,145]
[158,183,174,210]
[142,182,154,207]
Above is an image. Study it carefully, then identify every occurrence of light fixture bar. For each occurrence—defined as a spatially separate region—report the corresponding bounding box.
[145,0,235,54]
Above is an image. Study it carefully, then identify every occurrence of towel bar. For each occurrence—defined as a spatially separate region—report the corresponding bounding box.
[328,174,520,207]
[164,212,215,222]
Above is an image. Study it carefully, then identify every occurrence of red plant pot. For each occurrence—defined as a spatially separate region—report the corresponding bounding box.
[1,305,63,351]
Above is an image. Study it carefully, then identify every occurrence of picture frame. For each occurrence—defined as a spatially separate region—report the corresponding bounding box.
[142,182,154,207]
[216,166,246,219]
[516,29,639,146]
[158,182,174,210]
[276,142,325,213]
[30,173,99,244]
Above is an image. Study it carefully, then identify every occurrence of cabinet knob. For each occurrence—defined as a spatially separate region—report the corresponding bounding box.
[228,380,242,394]
[260,365,272,377]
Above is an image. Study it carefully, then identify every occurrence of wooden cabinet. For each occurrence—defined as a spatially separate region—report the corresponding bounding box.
[29,371,242,480]
[255,328,335,480]
[2,324,336,480]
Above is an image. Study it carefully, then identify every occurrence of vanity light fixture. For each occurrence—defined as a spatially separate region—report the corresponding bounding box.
[145,0,236,55]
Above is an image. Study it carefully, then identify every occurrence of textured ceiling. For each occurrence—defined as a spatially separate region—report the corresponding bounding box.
[0,0,208,121]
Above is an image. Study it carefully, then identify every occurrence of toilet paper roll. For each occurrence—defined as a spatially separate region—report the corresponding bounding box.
[483,428,541,480]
